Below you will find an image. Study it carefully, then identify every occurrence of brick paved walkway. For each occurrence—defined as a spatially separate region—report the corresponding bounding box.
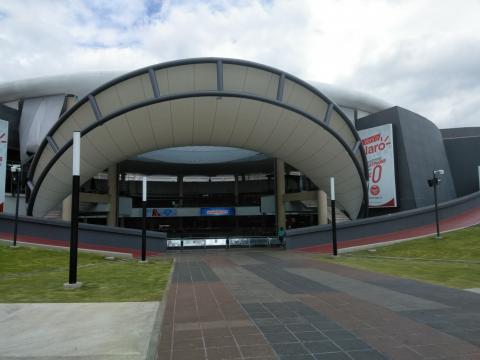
[156,250,480,360]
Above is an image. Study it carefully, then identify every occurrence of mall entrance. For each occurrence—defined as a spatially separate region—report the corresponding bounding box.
[79,147,335,243]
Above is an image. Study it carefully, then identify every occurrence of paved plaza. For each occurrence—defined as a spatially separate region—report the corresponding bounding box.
[0,302,160,359]
[157,250,480,360]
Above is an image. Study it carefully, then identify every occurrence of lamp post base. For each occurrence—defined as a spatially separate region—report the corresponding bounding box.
[138,260,149,264]
[63,282,83,289]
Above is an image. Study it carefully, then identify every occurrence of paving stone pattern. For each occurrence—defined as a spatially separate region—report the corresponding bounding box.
[157,251,480,359]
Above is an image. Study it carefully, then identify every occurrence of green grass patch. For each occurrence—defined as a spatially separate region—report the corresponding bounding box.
[353,225,480,261]
[317,225,480,289]
[0,244,172,303]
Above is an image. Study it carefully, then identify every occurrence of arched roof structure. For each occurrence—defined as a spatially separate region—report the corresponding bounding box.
[26,58,369,219]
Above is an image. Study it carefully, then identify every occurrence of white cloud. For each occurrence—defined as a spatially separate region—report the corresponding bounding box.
[0,0,479,127]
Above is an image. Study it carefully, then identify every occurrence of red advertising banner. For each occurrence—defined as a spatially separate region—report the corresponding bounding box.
[358,124,397,207]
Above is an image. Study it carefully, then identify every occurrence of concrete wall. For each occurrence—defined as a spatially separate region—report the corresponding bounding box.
[0,214,167,253]
[357,107,456,212]
[441,127,480,138]
[286,190,480,251]
[4,193,27,216]
[441,127,480,197]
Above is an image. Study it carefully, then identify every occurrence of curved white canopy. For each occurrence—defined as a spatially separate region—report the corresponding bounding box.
[27,58,368,219]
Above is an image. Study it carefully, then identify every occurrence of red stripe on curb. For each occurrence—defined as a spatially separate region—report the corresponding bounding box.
[3,207,479,256]
[0,231,162,258]
[296,207,480,253]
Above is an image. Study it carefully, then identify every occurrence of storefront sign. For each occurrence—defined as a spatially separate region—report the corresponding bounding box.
[358,124,397,207]
[147,208,177,217]
[200,207,235,216]
[0,120,8,212]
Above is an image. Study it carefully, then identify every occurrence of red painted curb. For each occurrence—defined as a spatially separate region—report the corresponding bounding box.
[296,207,480,253]
[0,231,162,258]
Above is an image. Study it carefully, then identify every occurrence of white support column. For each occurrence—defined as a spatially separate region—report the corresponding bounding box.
[62,195,72,221]
[318,190,328,225]
[107,165,118,226]
[276,159,286,231]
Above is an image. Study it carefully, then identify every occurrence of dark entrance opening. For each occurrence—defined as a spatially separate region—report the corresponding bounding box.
[80,146,326,247]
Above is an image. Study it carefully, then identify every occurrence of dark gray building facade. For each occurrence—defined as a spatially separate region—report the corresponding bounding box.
[441,127,480,197]
[357,106,459,214]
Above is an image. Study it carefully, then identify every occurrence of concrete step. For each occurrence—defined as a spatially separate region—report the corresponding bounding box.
[299,200,351,222]
[327,207,351,223]
[43,208,61,220]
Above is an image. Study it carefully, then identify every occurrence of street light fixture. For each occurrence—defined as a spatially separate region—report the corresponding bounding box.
[427,169,444,239]
[65,132,82,289]
[141,176,147,262]
[10,164,21,247]
[330,177,338,256]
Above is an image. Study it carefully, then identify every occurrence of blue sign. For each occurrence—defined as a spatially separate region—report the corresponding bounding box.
[147,208,177,217]
[200,207,235,216]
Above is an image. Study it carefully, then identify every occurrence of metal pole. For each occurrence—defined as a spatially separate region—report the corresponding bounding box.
[330,177,338,256]
[273,159,278,236]
[141,176,147,261]
[13,168,20,246]
[433,175,440,239]
[68,132,81,285]
[478,166,480,191]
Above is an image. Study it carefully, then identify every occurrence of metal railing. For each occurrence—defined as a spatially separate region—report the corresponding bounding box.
[166,236,282,250]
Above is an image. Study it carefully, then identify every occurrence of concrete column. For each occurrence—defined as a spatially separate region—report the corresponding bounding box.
[299,175,304,192]
[62,195,72,221]
[275,159,286,231]
[234,175,239,205]
[107,165,118,226]
[318,190,328,225]
[178,175,184,207]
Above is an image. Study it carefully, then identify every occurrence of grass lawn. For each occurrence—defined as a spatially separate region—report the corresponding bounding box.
[317,225,480,289]
[0,244,172,302]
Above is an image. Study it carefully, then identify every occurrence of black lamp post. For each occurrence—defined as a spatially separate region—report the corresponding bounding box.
[141,176,147,262]
[11,164,21,247]
[65,131,82,288]
[428,169,444,239]
[330,177,338,256]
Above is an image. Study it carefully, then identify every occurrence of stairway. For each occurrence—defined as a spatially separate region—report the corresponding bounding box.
[327,206,351,223]
[43,207,62,220]
[300,200,351,223]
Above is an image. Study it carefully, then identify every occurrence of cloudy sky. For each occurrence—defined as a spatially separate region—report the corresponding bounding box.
[0,0,479,128]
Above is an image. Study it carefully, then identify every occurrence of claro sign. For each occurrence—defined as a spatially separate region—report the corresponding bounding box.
[358,124,398,207]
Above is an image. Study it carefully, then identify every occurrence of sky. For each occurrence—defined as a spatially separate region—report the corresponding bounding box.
[0,0,479,129]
